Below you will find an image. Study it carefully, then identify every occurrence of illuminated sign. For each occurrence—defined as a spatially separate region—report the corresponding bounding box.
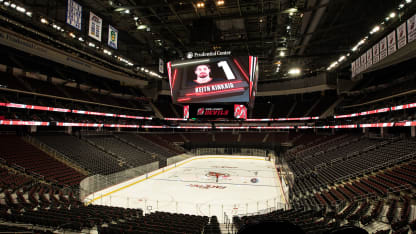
[167,56,258,104]
[186,51,231,59]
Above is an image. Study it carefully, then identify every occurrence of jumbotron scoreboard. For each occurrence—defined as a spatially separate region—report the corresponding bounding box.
[167,52,258,120]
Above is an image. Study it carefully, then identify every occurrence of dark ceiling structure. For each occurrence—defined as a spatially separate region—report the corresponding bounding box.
[11,0,413,81]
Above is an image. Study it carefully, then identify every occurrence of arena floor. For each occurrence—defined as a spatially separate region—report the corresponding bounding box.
[84,156,287,221]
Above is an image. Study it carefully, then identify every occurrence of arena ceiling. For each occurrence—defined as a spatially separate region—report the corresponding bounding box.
[14,0,409,81]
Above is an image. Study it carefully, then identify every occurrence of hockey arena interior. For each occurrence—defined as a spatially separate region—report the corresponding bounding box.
[0,0,416,233]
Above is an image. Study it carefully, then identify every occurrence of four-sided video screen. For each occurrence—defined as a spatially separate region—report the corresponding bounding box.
[167,56,258,105]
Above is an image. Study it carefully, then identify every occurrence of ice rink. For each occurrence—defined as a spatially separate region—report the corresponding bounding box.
[84,156,287,221]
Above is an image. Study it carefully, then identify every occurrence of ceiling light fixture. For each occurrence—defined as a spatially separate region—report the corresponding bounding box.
[389,12,396,18]
[196,2,205,8]
[338,56,346,62]
[286,8,298,13]
[288,68,301,76]
[279,51,285,57]
[216,0,224,6]
[370,25,380,34]
[137,24,147,30]
[16,6,25,12]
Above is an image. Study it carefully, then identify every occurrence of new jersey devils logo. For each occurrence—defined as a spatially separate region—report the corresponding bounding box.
[234,105,247,119]
[197,108,205,115]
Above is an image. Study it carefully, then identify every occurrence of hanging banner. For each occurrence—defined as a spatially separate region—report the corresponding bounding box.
[379,37,387,60]
[88,12,102,41]
[355,58,361,74]
[408,14,416,43]
[397,22,407,49]
[387,31,397,55]
[66,0,82,30]
[159,58,164,74]
[360,53,367,72]
[372,43,380,64]
[351,62,356,78]
[107,25,118,49]
[366,48,372,68]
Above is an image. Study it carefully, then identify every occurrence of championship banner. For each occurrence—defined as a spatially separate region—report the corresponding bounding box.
[88,12,102,41]
[108,25,118,49]
[159,58,164,74]
[379,37,387,60]
[351,62,356,78]
[387,31,397,55]
[355,58,360,74]
[360,53,367,72]
[397,22,407,49]
[66,0,82,30]
[373,43,380,64]
[366,48,372,68]
[408,14,416,43]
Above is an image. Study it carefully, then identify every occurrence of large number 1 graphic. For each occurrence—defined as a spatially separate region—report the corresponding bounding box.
[217,61,235,80]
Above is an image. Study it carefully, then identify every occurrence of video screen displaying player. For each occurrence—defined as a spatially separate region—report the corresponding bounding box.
[168,56,254,104]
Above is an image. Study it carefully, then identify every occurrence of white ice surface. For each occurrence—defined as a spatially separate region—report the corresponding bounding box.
[84,156,287,221]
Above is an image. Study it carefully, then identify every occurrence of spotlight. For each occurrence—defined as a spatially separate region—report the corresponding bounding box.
[405,0,411,3]
[78,37,84,41]
[40,18,48,24]
[389,12,396,18]
[10,3,16,8]
[26,11,32,17]
[216,0,224,6]
[4,1,10,6]
[279,51,285,57]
